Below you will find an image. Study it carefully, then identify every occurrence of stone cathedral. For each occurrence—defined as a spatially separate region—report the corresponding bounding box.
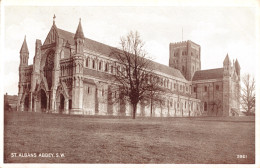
[17,17,241,117]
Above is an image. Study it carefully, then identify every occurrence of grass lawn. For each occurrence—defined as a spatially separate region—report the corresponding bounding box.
[4,111,255,164]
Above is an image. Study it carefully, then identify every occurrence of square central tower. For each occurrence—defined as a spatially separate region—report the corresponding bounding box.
[169,40,201,81]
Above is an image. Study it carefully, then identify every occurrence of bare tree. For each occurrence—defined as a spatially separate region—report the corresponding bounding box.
[241,74,255,114]
[143,78,165,117]
[110,31,154,119]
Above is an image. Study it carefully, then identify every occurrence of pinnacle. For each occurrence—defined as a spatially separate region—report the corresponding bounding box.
[235,59,240,68]
[74,18,85,39]
[223,53,230,64]
[20,35,29,54]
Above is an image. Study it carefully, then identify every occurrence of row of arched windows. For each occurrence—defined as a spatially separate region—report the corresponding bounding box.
[173,50,187,57]
[85,57,117,74]
[84,56,191,94]
[193,84,220,93]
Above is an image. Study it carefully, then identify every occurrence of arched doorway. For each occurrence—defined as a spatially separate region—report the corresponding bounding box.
[40,89,47,112]
[59,94,65,114]
[24,95,29,111]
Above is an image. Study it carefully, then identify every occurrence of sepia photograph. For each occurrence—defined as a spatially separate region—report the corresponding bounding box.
[1,0,259,167]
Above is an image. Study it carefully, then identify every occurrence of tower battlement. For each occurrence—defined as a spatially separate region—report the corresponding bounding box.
[170,40,201,49]
[170,40,188,47]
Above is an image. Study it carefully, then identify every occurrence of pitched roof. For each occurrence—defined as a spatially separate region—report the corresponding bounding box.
[20,37,29,53]
[57,28,185,80]
[192,68,223,81]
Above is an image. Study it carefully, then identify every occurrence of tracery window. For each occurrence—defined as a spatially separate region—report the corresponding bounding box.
[44,50,55,89]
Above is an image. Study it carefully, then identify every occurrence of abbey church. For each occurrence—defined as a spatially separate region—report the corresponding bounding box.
[17,17,241,117]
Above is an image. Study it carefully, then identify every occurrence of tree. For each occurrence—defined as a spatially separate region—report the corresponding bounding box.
[241,74,255,114]
[143,77,165,117]
[111,31,154,119]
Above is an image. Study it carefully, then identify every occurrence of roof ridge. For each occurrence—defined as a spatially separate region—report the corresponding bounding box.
[195,68,223,72]
[57,28,185,80]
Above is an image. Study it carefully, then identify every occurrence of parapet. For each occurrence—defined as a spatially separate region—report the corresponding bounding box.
[170,40,200,48]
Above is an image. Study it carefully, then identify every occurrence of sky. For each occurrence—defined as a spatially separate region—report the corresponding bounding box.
[2,4,259,95]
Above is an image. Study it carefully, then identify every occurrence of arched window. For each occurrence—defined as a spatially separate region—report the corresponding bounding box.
[204,102,207,111]
[44,50,55,89]
[92,60,95,69]
[105,63,108,72]
[86,58,89,67]
[102,88,104,96]
[204,86,207,92]
[117,65,121,75]
[111,65,114,73]
[87,86,90,94]
[99,61,102,71]
[216,85,219,91]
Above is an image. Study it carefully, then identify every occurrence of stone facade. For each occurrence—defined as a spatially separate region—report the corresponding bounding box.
[17,18,240,117]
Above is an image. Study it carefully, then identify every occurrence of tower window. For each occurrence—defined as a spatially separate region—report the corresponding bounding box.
[102,88,104,96]
[87,86,90,94]
[182,66,185,72]
[194,87,197,92]
[204,86,207,92]
[216,85,219,91]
